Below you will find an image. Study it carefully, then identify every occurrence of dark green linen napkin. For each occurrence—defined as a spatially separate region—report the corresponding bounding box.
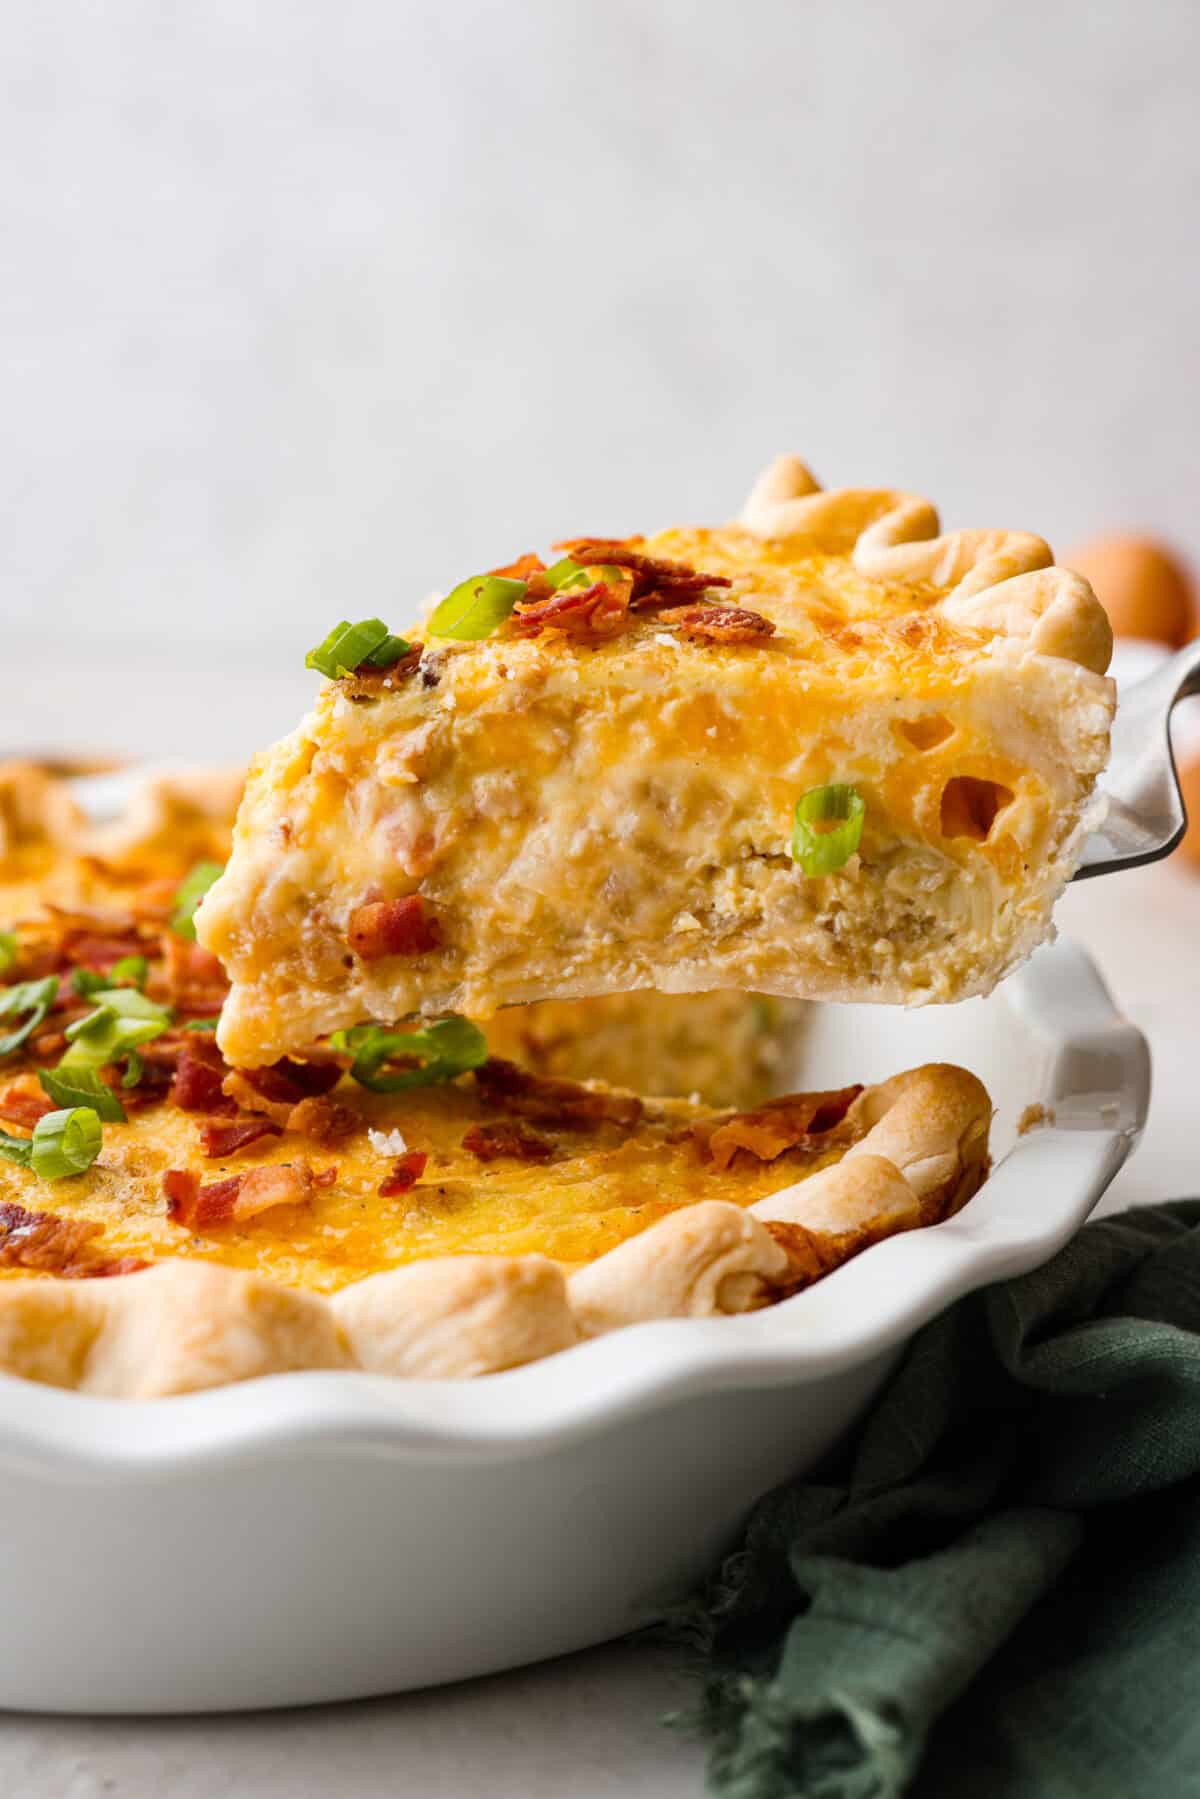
[674,1200,1200,1798]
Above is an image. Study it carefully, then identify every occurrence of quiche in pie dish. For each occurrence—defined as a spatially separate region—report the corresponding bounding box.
[0,781,990,1398]
[196,454,1115,1069]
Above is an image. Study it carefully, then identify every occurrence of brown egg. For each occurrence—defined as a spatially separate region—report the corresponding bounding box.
[1178,758,1200,870]
[1066,534,1195,648]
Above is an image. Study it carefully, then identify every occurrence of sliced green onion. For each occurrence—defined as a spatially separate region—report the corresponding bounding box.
[71,955,149,1000]
[60,991,172,1071]
[0,976,59,1059]
[362,631,412,668]
[121,1050,145,1088]
[0,1107,105,1179]
[0,931,16,976]
[543,558,590,592]
[38,1065,127,1123]
[109,955,149,989]
[183,1016,220,1033]
[60,1019,167,1072]
[428,576,527,641]
[28,1107,103,1179]
[71,968,114,999]
[78,988,171,1025]
[306,619,411,680]
[791,785,866,877]
[170,861,224,941]
[331,1015,488,1093]
[0,1131,32,1168]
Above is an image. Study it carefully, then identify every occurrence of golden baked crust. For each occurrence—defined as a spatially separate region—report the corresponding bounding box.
[196,455,1115,1067]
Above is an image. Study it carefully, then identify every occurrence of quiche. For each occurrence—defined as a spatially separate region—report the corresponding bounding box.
[197,454,1115,1069]
[0,802,990,1398]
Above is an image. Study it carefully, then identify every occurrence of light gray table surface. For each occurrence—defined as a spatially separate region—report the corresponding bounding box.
[2,668,1198,1796]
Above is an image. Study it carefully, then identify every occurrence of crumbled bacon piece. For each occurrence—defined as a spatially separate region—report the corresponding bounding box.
[695,1085,863,1171]
[378,1150,428,1196]
[161,1168,204,1222]
[3,943,57,982]
[461,1121,555,1163]
[286,1095,362,1144]
[489,552,547,580]
[239,1058,343,1106]
[658,603,775,644]
[348,896,443,960]
[158,934,230,1015]
[510,581,632,641]
[84,1256,151,1279]
[197,1115,283,1158]
[137,1033,188,1074]
[107,1038,179,1109]
[223,1056,344,1127]
[554,540,731,608]
[38,905,150,975]
[222,1071,292,1128]
[340,645,425,699]
[0,1086,53,1131]
[60,931,149,973]
[163,1162,317,1230]
[473,1058,643,1130]
[173,1036,237,1115]
[0,1200,104,1276]
[230,1163,319,1219]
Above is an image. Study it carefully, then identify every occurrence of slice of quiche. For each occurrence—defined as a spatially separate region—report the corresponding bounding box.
[199,455,1115,1067]
[0,864,990,1395]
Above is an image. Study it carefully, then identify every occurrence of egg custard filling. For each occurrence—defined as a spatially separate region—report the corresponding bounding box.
[0,802,989,1397]
[197,454,1115,1070]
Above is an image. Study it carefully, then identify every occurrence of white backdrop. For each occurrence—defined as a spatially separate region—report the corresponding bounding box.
[3,0,1197,754]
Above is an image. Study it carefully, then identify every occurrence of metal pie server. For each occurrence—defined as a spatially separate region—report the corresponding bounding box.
[1074,640,1200,879]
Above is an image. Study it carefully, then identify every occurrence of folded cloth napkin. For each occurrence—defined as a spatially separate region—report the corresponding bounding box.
[673,1201,1200,1799]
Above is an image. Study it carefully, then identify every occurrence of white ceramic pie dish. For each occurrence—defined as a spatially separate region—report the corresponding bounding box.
[0,931,1147,1713]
